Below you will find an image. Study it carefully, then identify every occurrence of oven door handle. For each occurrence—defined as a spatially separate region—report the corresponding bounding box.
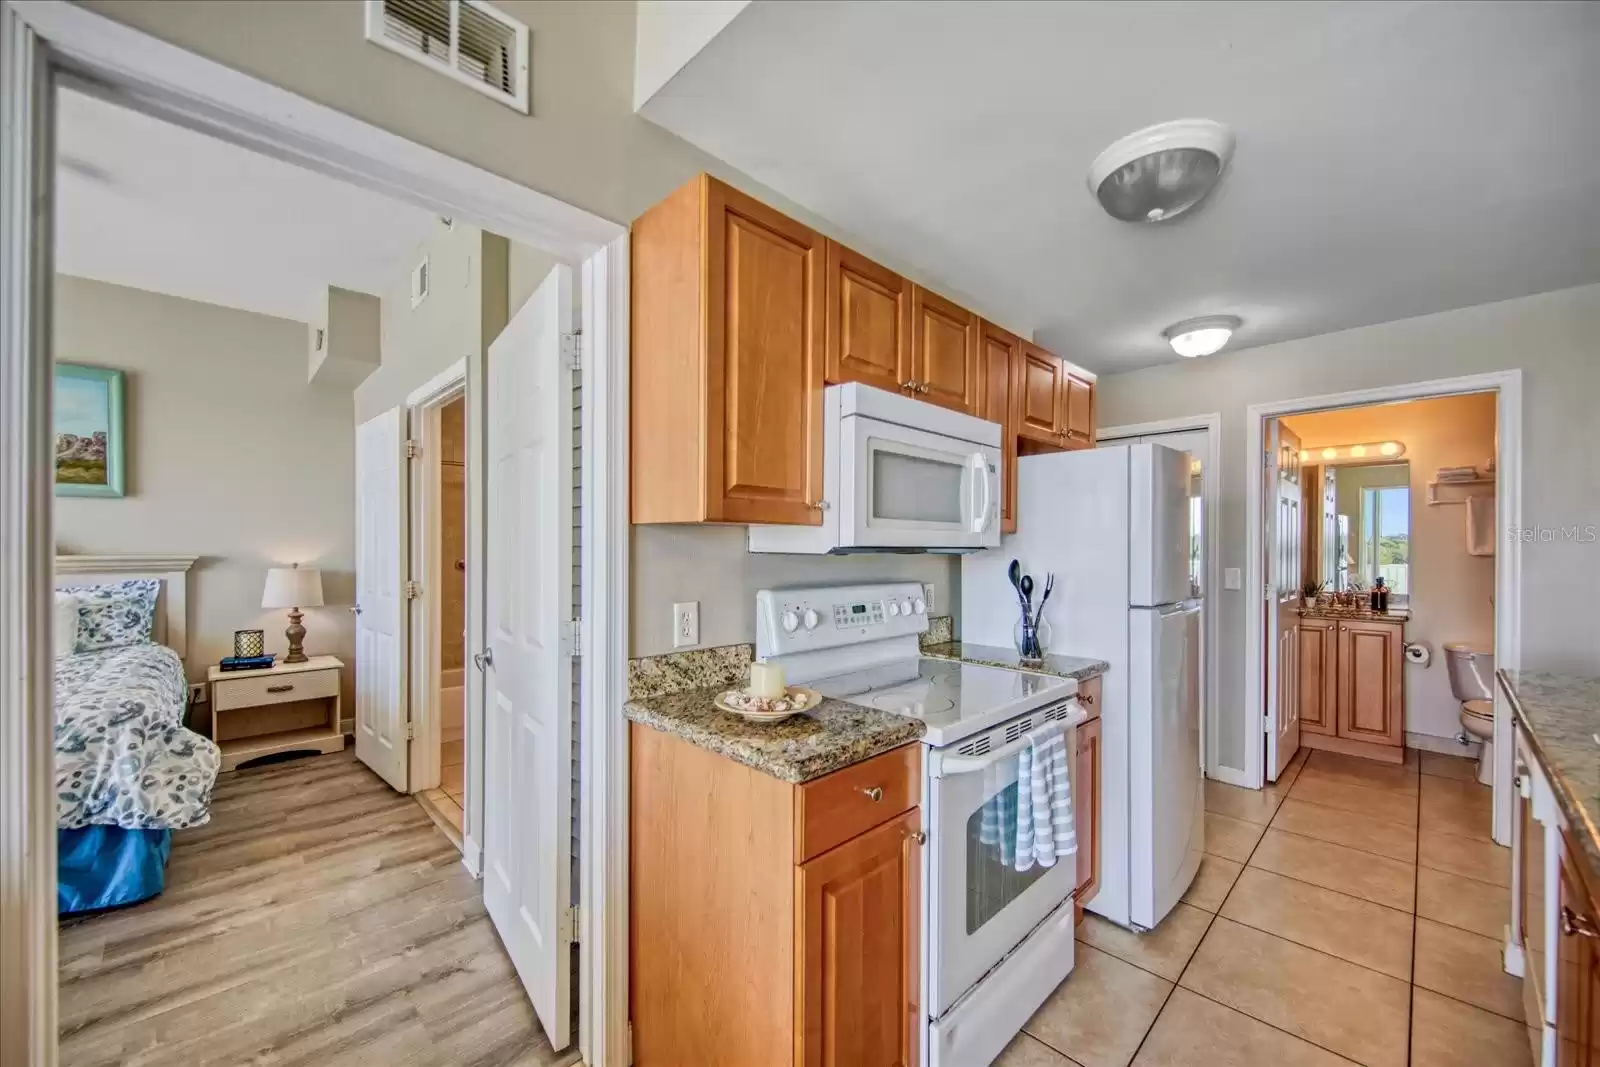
[929,706,1087,778]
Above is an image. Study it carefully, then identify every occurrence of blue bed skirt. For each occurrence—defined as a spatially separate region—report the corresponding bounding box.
[58,826,172,915]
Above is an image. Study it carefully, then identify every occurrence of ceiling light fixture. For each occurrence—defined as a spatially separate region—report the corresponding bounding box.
[1302,441,1408,466]
[1163,314,1241,358]
[1088,119,1235,223]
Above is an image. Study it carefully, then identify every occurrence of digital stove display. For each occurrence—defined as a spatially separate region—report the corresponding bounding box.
[832,601,885,628]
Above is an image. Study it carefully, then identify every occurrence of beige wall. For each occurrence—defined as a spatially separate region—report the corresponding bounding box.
[1283,394,1499,742]
[1099,283,1600,775]
[53,276,356,706]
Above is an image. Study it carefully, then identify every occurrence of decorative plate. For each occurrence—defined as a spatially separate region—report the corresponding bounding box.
[713,686,822,722]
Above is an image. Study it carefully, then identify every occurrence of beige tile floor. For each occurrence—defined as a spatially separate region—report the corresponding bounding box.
[996,747,1531,1067]
[415,685,466,839]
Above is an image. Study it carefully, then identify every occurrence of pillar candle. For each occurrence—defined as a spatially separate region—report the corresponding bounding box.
[749,662,786,700]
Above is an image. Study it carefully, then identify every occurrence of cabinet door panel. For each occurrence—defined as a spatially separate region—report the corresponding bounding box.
[1336,621,1404,746]
[1018,342,1064,444]
[980,321,1021,534]
[1064,373,1094,446]
[911,287,979,415]
[798,809,920,1067]
[1298,621,1337,736]
[706,181,824,525]
[1557,835,1600,1067]
[825,242,910,394]
[1075,717,1102,905]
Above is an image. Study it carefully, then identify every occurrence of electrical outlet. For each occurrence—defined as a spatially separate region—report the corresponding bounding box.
[922,583,937,614]
[188,683,208,705]
[672,601,700,649]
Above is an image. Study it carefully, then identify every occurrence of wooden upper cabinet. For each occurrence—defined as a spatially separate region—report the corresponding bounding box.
[632,174,824,526]
[1064,371,1095,445]
[1297,619,1337,736]
[910,286,980,415]
[824,241,911,394]
[1016,341,1065,446]
[979,320,1021,534]
[1336,619,1405,747]
[797,809,921,1067]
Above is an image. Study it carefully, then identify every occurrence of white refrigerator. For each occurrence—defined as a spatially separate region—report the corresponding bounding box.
[961,443,1203,931]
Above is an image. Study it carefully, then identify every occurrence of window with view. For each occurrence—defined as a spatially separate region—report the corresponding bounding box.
[1361,484,1410,601]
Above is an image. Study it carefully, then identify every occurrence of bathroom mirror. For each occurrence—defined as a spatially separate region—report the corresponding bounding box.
[1322,461,1410,602]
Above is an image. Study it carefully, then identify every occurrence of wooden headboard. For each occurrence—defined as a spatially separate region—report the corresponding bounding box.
[55,554,198,661]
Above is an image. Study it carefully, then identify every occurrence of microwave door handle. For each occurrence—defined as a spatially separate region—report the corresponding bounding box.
[970,452,993,533]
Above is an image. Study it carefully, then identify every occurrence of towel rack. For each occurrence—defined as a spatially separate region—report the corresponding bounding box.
[1426,479,1495,506]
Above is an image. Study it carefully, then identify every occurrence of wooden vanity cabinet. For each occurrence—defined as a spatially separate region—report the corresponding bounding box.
[1295,616,1405,761]
[824,240,912,396]
[631,174,824,525]
[980,320,1022,534]
[631,727,922,1067]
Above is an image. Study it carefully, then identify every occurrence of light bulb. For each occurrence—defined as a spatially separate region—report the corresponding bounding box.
[1299,450,1310,462]
[1380,442,1400,456]
[1351,445,1367,458]
[1321,448,1338,460]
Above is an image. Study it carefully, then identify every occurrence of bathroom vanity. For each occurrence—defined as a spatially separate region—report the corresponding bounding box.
[1295,607,1409,763]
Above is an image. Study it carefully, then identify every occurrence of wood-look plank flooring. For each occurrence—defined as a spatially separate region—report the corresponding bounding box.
[58,748,577,1067]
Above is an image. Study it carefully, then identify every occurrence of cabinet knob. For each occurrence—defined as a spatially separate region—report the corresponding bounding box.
[1562,906,1600,939]
[909,830,927,845]
[862,786,884,802]
[1081,691,1095,705]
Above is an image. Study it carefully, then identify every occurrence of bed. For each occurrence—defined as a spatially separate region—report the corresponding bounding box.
[54,555,220,914]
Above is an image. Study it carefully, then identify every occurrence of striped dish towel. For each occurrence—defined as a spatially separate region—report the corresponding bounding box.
[1014,722,1076,872]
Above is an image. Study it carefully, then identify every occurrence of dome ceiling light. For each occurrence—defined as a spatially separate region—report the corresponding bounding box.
[1163,315,1241,358]
[1088,119,1235,223]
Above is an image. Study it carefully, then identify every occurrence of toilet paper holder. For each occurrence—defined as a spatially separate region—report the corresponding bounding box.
[1404,642,1431,667]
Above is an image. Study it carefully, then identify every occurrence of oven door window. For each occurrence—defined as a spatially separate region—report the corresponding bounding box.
[966,772,1055,934]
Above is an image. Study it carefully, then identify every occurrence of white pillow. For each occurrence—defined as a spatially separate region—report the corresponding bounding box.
[53,592,80,658]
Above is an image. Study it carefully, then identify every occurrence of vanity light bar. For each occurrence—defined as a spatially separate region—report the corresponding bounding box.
[1297,441,1406,465]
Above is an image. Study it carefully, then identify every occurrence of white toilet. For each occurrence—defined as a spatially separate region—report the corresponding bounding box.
[1445,643,1496,785]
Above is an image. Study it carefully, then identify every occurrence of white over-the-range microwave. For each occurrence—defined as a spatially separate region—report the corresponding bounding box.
[748,383,1003,555]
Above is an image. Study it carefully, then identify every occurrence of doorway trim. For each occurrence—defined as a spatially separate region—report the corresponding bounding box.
[0,3,632,1064]
[405,359,468,806]
[1243,371,1522,845]
[1099,414,1229,785]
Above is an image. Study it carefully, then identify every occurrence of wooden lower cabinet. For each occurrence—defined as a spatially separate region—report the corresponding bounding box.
[631,725,922,1067]
[1295,615,1405,760]
[1558,830,1600,1067]
[798,810,920,1067]
[1074,713,1103,910]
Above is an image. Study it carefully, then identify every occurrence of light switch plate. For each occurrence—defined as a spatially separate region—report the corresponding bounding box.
[922,583,937,614]
[672,601,699,649]
[1224,567,1242,590]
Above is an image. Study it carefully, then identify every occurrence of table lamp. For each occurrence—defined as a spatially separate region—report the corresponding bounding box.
[262,563,324,664]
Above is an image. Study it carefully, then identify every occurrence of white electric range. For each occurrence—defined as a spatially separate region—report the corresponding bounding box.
[758,582,1089,1067]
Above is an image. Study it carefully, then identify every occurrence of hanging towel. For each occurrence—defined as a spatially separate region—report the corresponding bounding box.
[1013,721,1076,872]
[978,767,1018,867]
[1466,494,1496,557]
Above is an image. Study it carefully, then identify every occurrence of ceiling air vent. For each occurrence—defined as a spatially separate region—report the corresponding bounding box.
[364,0,529,114]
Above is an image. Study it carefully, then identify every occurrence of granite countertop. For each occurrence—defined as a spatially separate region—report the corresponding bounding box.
[920,641,1110,682]
[1296,606,1411,622]
[1498,669,1600,873]
[623,686,924,784]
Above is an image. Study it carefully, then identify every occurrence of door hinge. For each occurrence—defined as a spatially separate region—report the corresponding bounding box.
[627,1021,634,1065]
[562,618,583,657]
[405,438,421,459]
[562,330,582,371]
[405,720,415,741]
[404,580,422,600]
[559,904,581,944]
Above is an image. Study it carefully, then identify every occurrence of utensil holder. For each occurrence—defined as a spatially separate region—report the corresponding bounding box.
[1013,613,1053,664]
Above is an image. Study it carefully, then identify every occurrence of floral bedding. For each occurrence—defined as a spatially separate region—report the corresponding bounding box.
[54,644,220,830]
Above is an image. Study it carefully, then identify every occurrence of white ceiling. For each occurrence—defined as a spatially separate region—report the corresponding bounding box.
[640,1,1600,373]
[54,89,437,324]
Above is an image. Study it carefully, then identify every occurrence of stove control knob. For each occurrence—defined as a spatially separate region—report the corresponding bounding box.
[802,609,820,630]
[901,598,915,615]
[913,598,926,615]
[781,610,800,634]
[888,601,901,617]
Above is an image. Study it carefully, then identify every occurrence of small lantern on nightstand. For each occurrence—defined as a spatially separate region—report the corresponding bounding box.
[261,563,324,664]
[232,629,265,658]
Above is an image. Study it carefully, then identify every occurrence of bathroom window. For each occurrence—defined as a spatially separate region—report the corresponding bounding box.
[1361,485,1410,603]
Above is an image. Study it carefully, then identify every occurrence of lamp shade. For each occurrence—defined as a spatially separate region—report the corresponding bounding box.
[262,565,324,609]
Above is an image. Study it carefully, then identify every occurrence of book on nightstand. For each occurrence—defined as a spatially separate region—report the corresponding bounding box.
[218,654,277,672]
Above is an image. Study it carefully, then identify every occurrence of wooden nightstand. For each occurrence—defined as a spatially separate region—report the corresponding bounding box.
[207,655,345,771]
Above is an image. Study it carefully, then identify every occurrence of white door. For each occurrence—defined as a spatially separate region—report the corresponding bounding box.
[1265,420,1303,781]
[482,263,575,1050]
[355,406,408,792]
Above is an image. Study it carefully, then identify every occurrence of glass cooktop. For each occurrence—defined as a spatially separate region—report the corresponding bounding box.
[808,656,1074,748]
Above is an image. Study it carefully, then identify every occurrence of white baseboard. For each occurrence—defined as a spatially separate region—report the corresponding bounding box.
[1406,731,1480,757]
[461,834,483,879]
[1207,765,1253,788]
[340,716,354,736]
